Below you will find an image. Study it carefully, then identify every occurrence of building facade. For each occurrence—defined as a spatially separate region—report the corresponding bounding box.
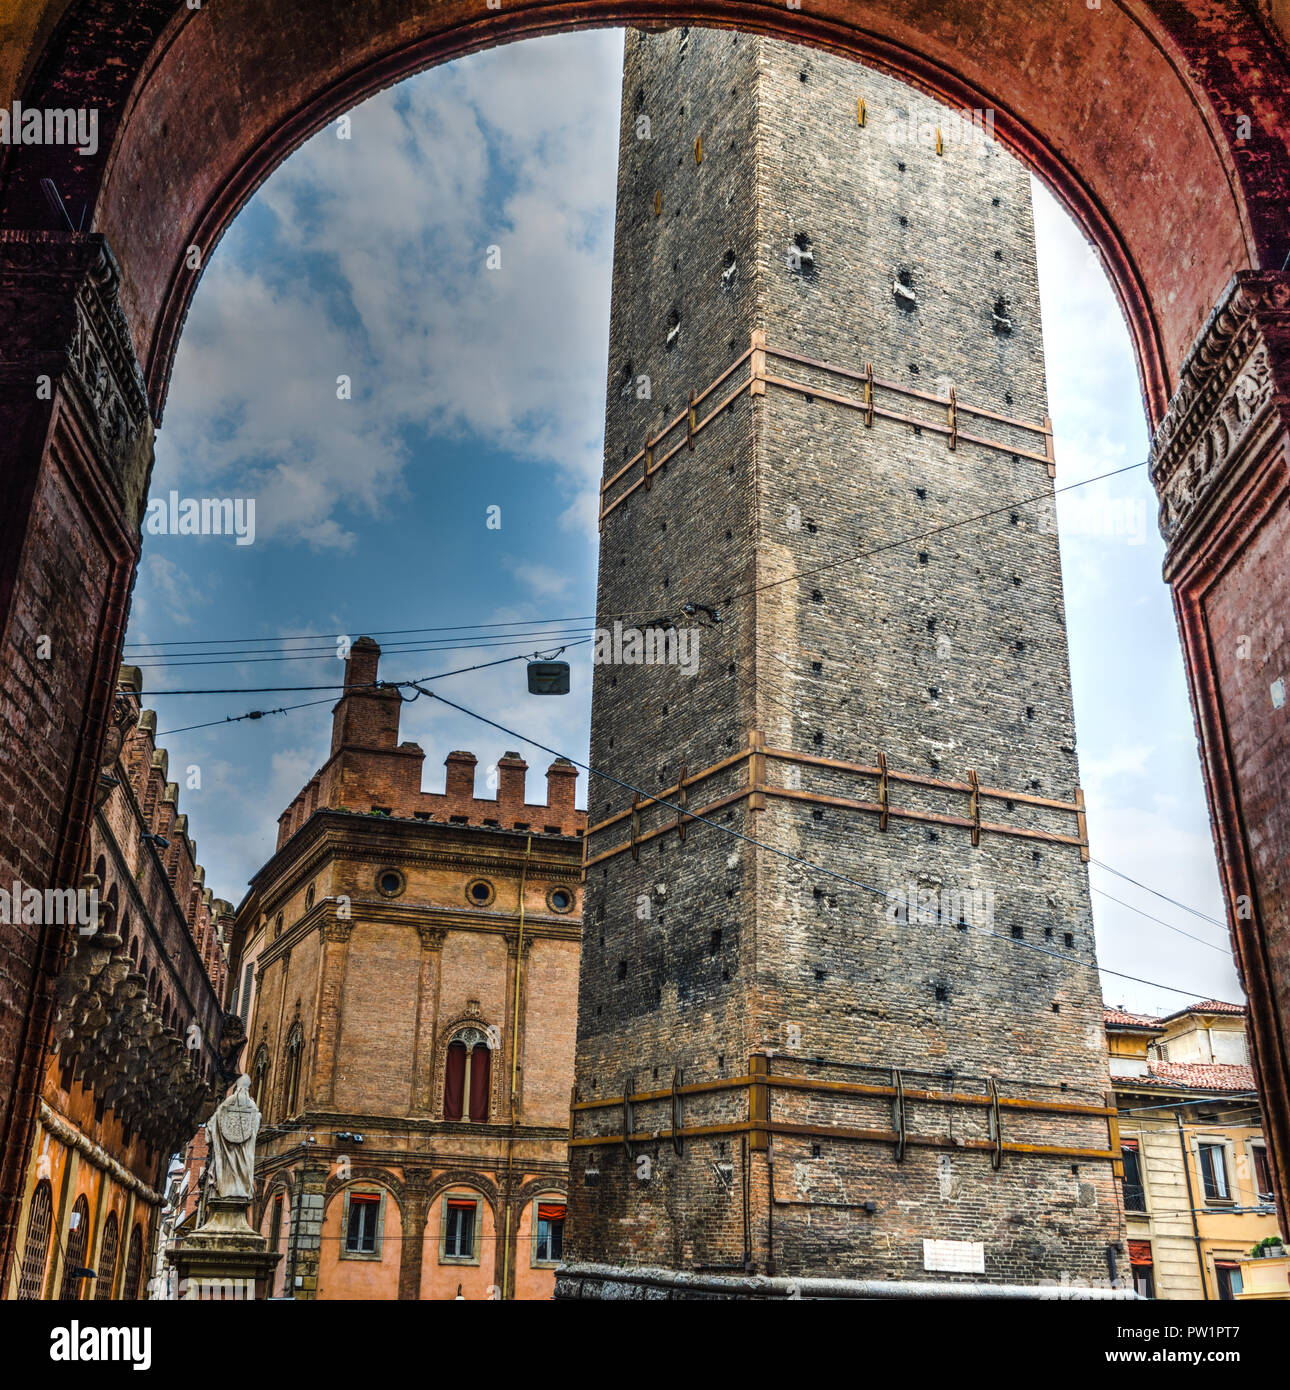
[5,666,231,1300]
[1107,1001,1286,1300]
[564,28,1125,1296]
[231,639,584,1299]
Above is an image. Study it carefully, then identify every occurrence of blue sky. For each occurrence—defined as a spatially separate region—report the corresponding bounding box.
[125,29,1241,1017]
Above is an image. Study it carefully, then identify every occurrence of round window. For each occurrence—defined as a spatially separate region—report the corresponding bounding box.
[305,882,316,911]
[547,887,574,914]
[466,879,495,907]
[376,869,405,898]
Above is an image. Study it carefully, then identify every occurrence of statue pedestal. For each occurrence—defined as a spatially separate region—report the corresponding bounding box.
[167,1198,281,1301]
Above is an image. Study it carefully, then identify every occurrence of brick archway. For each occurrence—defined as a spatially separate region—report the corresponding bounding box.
[1,0,1288,1282]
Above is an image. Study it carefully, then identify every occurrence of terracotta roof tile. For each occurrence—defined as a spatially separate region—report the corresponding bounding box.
[1134,1060,1256,1092]
[1103,1006,1161,1028]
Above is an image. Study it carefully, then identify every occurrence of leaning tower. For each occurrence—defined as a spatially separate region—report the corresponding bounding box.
[561,27,1126,1298]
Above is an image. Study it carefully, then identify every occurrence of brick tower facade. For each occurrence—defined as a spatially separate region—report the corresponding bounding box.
[562,28,1127,1297]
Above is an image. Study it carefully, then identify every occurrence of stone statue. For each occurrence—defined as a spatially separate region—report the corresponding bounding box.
[207,1074,260,1201]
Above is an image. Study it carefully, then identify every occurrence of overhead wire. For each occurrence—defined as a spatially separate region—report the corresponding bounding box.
[395,682,1225,1003]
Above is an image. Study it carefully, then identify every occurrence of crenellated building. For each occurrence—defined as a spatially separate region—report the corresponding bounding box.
[5,666,233,1300]
[228,638,585,1300]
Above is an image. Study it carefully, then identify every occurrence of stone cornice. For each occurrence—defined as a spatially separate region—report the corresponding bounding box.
[256,900,579,973]
[39,1101,164,1206]
[248,810,583,911]
[1150,271,1290,547]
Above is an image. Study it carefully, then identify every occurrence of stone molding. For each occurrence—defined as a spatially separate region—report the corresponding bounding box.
[1150,271,1290,547]
[38,1101,162,1206]
[0,230,152,516]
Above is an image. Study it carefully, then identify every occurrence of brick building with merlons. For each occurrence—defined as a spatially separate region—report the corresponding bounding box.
[228,638,584,1299]
[6,666,232,1300]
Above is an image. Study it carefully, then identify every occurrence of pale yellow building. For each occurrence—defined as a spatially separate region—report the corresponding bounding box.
[1106,1001,1285,1300]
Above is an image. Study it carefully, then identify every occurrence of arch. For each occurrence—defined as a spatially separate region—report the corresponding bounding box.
[94,1210,119,1301]
[58,1194,90,1300]
[121,1223,145,1301]
[1,3,1286,427]
[323,1170,406,1218]
[16,1180,53,1300]
[421,1168,501,1216]
[440,1023,496,1123]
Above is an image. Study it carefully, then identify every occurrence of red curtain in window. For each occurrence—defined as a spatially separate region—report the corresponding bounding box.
[468,1044,490,1121]
[1128,1241,1153,1266]
[444,1041,467,1120]
[537,1204,566,1222]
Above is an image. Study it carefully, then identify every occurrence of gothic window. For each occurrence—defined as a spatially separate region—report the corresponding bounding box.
[283,1022,304,1116]
[532,1197,566,1267]
[94,1211,119,1300]
[439,1193,482,1264]
[59,1196,90,1300]
[251,1044,271,1113]
[444,1027,491,1122]
[122,1224,144,1300]
[17,1180,53,1299]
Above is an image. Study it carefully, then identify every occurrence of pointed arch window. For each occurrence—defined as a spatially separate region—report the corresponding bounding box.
[94,1211,119,1300]
[444,1027,491,1122]
[251,1044,271,1113]
[283,1022,304,1116]
[17,1180,53,1299]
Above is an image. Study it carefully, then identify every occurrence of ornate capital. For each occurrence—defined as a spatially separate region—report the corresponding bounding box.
[417,925,446,951]
[1150,271,1290,553]
[322,921,353,945]
[0,231,153,523]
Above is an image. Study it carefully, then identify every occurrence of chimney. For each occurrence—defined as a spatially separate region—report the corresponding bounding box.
[444,751,478,809]
[546,757,578,828]
[496,751,528,821]
[330,637,400,755]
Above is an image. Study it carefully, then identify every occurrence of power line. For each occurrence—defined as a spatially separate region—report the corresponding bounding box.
[123,458,1148,653]
[718,459,1148,607]
[140,641,591,700]
[124,615,598,650]
[156,697,339,738]
[399,682,1224,1004]
[1090,857,1227,931]
[1090,887,1231,956]
[130,630,595,670]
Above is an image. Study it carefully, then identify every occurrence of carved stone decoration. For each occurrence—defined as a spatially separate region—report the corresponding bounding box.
[1150,271,1290,551]
[322,920,354,944]
[0,230,153,524]
[416,925,446,951]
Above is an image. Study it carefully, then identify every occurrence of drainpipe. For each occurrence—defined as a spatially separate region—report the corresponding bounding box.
[1176,1113,1209,1299]
[501,833,533,1301]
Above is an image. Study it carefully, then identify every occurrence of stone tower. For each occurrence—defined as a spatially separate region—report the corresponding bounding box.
[562,27,1126,1298]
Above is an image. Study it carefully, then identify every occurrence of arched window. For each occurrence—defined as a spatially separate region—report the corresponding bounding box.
[59,1195,90,1300]
[94,1211,119,1300]
[282,1022,304,1116]
[251,1044,271,1113]
[17,1180,53,1299]
[444,1027,491,1122]
[121,1224,144,1300]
